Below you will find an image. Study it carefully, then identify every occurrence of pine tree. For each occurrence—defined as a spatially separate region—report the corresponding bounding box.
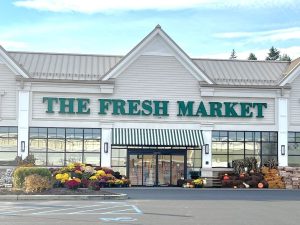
[229,49,237,59]
[248,53,257,60]
[280,54,291,62]
[266,46,280,60]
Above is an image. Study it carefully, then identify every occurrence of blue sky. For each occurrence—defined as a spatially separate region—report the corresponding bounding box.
[0,0,300,60]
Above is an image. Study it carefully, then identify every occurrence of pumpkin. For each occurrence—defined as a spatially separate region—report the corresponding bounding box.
[258,183,264,188]
[223,174,230,180]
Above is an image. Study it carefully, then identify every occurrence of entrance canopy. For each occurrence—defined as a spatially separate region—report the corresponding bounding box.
[112,128,204,147]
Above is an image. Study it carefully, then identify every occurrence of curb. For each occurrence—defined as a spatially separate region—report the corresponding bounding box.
[0,193,128,201]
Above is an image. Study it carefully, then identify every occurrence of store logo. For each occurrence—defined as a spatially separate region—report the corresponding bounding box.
[42,97,267,118]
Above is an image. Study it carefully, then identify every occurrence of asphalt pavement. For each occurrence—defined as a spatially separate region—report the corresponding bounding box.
[0,188,299,225]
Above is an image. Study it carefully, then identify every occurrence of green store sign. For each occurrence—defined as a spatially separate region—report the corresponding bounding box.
[42,97,267,118]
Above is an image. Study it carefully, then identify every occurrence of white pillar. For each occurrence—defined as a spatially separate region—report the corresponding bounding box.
[202,130,212,168]
[18,91,30,159]
[278,98,288,166]
[101,128,112,167]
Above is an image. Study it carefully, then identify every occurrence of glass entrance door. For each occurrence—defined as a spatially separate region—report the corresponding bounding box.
[128,149,186,186]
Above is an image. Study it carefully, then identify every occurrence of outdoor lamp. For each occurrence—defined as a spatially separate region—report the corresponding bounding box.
[204,144,210,154]
[281,145,285,155]
[21,141,25,152]
[104,142,109,153]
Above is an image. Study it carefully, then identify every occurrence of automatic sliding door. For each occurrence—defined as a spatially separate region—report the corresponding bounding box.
[129,155,143,186]
[143,155,156,186]
[171,155,185,185]
[157,155,171,186]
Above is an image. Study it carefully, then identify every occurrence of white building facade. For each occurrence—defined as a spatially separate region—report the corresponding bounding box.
[0,26,300,186]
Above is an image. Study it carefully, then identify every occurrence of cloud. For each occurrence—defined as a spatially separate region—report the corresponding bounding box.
[13,0,297,13]
[199,46,300,60]
[214,27,300,42]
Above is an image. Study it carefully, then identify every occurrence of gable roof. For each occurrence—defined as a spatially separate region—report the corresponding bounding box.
[279,57,300,86]
[8,51,121,81]
[0,45,30,78]
[101,25,215,84]
[193,58,289,86]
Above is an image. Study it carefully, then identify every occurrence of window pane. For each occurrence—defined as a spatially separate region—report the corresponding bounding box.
[57,128,65,138]
[0,127,9,137]
[83,153,100,166]
[212,131,220,141]
[112,149,120,158]
[29,139,47,152]
[262,132,269,142]
[0,152,17,166]
[262,143,277,155]
[212,142,227,154]
[288,156,300,167]
[92,129,101,139]
[245,132,254,141]
[48,153,65,166]
[48,128,57,138]
[193,158,201,167]
[228,142,244,154]
[212,155,227,167]
[288,132,295,142]
[84,140,100,152]
[66,139,83,152]
[112,158,127,167]
[270,132,277,142]
[288,143,300,155]
[48,139,65,152]
[245,142,255,155]
[84,129,93,139]
[32,152,46,166]
[255,132,261,141]
[236,132,244,141]
[0,138,18,152]
[66,153,82,164]
[229,132,236,141]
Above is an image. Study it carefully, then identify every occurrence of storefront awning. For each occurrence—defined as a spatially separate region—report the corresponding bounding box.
[112,128,204,147]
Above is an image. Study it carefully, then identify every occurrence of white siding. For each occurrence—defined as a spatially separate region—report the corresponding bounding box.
[289,75,300,126]
[31,55,275,125]
[0,64,17,121]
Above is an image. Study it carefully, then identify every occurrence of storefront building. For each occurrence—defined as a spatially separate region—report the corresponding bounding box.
[0,25,300,186]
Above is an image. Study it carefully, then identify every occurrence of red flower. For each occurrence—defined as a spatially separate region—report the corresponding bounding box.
[65,180,80,190]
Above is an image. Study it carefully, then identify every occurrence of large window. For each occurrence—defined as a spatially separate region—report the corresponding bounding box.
[29,128,101,166]
[288,132,300,166]
[0,127,18,166]
[212,131,277,168]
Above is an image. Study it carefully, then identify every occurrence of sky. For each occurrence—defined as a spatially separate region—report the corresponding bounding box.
[0,0,300,60]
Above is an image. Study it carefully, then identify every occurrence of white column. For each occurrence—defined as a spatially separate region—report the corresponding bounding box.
[101,128,112,167]
[18,91,30,159]
[202,130,212,168]
[278,98,288,166]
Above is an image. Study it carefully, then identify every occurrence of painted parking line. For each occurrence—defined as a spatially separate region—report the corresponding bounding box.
[0,202,143,217]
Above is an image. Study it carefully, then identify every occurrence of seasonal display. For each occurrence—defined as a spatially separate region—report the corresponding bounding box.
[53,163,130,190]
[261,167,285,189]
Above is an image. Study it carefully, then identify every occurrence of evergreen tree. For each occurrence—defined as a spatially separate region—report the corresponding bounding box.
[266,46,280,60]
[248,53,257,60]
[229,49,237,59]
[280,54,291,62]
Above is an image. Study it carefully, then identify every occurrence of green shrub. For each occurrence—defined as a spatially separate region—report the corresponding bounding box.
[24,174,50,193]
[13,167,52,188]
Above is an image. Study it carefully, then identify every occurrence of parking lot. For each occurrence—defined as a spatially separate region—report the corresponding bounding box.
[0,189,300,225]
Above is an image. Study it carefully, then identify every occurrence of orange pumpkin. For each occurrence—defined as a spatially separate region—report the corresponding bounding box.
[223,174,230,180]
[258,183,264,189]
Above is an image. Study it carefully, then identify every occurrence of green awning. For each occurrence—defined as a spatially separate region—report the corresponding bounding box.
[112,128,204,147]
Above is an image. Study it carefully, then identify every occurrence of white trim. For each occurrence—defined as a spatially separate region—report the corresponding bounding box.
[277,98,288,166]
[0,91,4,121]
[101,27,213,84]
[101,128,112,167]
[18,91,30,158]
[280,64,300,86]
[0,46,29,78]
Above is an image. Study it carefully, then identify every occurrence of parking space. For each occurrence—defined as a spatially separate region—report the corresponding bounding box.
[0,201,143,224]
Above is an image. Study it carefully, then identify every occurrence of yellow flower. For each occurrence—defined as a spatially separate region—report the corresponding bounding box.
[55,174,63,180]
[96,170,106,176]
[62,173,69,180]
[89,176,98,180]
